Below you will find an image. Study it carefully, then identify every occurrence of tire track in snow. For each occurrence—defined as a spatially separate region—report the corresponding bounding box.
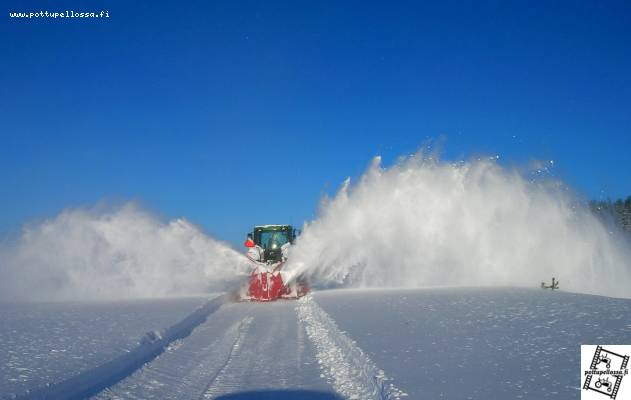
[297,294,407,400]
[201,301,334,399]
[94,315,253,400]
[200,305,292,398]
[199,317,253,399]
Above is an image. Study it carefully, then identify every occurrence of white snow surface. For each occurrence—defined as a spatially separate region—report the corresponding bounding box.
[314,287,631,399]
[94,300,340,400]
[2,287,631,400]
[0,297,210,398]
[297,295,407,400]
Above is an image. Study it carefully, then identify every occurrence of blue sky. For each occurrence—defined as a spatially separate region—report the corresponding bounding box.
[2,0,630,246]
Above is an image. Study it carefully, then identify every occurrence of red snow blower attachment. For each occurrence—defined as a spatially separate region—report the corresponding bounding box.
[241,225,308,301]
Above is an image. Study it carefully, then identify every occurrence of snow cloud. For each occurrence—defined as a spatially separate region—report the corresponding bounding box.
[286,154,631,298]
[2,154,630,302]
[0,203,249,301]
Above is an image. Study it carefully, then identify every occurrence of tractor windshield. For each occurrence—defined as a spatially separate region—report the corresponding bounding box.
[259,230,289,250]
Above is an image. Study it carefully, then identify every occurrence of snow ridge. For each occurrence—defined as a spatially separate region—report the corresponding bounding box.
[297,295,407,400]
[15,295,227,400]
[94,316,252,400]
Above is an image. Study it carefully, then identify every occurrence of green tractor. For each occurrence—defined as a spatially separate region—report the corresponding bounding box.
[248,225,297,263]
[242,224,308,301]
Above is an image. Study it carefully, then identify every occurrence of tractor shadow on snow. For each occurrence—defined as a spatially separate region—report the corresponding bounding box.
[215,389,343,399]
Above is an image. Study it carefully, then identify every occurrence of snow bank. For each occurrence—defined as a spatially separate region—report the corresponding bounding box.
[286,154,631,298]
[0,204,249,301]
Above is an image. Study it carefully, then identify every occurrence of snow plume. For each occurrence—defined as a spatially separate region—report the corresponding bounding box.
[286,154,631,298]
[0,204,249,301]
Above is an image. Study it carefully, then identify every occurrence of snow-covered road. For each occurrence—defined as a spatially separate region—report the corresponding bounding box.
[6,294,402,400]
[95,300,341,400]
[4,287,631,400]
[92,296,407,399]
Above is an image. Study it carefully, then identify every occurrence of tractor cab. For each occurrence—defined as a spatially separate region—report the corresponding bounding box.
[251,225,297,263]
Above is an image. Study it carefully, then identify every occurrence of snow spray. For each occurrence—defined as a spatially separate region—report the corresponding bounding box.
[0,203,249,301]
[285,154,631,298]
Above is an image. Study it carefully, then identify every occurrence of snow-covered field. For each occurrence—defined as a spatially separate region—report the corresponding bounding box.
[315,287,631,399]
[2,287,630,399]
[0,297,210,398]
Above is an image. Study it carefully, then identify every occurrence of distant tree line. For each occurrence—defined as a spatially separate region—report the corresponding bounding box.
[590,196,631,232]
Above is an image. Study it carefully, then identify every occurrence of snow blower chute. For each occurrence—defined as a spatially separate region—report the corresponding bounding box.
[241,225,308,301]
